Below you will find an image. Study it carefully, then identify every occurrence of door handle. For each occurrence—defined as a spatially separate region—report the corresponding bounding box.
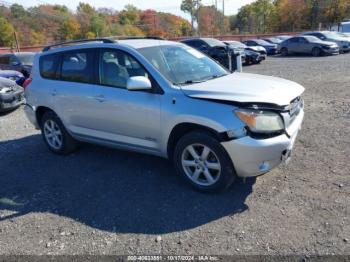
[51,89,57,96]
[94,94,106,102]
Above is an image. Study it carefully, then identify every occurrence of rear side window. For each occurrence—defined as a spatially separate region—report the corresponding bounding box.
[61,50,94,83]
[39,54,60,79]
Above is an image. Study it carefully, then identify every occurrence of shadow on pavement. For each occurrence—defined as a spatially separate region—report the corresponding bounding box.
[0,134,255,234]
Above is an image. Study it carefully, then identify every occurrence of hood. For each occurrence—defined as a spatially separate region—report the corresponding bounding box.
[318,40,339,46]
[0,77,20,94]
[180,73,305,106]
[0,70,24,79]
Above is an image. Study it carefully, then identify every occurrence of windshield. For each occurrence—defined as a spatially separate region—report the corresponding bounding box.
[303,36,322,42]
[138,45,229,85]
[202,38,225,47]
[255,39,271,45]
[16,53,34,65]
[227,41,246,48]
[267,38,282,44]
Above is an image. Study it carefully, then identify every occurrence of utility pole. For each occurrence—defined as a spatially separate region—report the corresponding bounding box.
[222,0,225,34]
[13,31,20,52]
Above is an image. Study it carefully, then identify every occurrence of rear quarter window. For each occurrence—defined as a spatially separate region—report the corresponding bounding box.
[39,54,60,79]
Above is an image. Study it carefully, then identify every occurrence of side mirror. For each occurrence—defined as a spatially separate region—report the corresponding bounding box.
[126,76,152,91]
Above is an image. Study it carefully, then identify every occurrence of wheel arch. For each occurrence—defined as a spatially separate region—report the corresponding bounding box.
[35,106,55,127]
[166,122,229,160]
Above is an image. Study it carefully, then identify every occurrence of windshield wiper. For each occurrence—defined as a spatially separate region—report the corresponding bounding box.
[176,79,207,85]
[176,74,228,86]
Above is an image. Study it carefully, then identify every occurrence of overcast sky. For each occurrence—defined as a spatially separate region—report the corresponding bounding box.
[11,0,256,19]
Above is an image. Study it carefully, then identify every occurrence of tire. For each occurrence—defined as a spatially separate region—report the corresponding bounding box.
[40,111,78,155]
[173,130,236,193]
[312,47,321,57]
[281,47,288,56]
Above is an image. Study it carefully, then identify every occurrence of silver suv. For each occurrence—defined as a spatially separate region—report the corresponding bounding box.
[24,38,305,192]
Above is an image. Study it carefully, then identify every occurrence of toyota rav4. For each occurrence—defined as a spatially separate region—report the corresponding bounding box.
[24,38,304,192]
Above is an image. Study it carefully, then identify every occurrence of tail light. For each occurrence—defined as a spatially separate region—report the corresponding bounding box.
[23,77,32,90]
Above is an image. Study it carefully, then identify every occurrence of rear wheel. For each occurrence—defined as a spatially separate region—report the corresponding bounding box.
[174,130,236,192]
[40,111,78,155]
[312,47,321,57]
[281,47,288,56]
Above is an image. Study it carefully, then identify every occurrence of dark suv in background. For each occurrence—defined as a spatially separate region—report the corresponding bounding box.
[0,52,35,75]
[180,38,244,71]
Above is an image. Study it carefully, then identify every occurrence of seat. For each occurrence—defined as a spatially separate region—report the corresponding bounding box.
[102,62,128,88]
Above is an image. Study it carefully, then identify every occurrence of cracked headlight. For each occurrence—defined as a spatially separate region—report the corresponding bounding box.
[235,109,284,133]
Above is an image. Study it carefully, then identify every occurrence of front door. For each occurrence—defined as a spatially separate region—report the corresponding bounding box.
[90,49,162,152]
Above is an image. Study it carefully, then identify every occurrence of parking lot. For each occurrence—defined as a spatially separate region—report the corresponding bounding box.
[0,54,349,255]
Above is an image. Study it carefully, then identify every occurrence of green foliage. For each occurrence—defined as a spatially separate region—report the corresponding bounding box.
[0,17,15,46]
[232,0,350,33]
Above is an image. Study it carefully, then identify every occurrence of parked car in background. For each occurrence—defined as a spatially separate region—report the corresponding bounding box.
[276,35,293,41]
[302,31,350,53]
[0,77,25,112]
[0,52,35,75]
[278,36,339,56]
[224,41,265,65]
[243,39,278,55]
[226,40,267,55]
[25,38,305,192]
[263,37,283,45]
[181,38,245,71]
[0,70,24,81]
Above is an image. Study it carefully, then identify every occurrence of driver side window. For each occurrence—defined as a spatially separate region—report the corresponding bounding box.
[99,49,148,89]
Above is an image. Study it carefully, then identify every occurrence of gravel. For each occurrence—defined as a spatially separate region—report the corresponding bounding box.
[0,54,349,255]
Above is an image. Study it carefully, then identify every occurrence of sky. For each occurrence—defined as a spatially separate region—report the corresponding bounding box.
[8,0,256,19]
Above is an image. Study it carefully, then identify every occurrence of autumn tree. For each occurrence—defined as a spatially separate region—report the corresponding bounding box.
[181,0,201,32]
[0,17,15,46]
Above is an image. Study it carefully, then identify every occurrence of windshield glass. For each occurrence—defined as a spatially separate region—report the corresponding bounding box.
[203,38,225,47]
[138,45,229,85]
[304,36,322,42]
[227,41,246,48]
[255,39,270,45]
[16,53,34,65]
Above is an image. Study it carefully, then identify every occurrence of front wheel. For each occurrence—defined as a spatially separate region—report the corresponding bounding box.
[312,47,321,57]
[174,130,236,192]
[281,47,288,56]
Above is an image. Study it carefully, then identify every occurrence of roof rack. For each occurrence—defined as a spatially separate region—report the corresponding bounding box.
[42,38,116,52]
[108,36,165,41]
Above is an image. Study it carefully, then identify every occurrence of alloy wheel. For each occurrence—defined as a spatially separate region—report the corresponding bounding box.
[181,143,221,186]
[43,119,63,150]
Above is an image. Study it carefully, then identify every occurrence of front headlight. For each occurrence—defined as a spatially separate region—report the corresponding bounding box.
[235,109,284,133]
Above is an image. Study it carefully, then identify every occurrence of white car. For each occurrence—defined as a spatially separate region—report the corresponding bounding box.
[24,38,304,192]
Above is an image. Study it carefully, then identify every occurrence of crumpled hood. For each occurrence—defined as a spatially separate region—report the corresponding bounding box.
[180,73,305,106]
[0,77,22,94]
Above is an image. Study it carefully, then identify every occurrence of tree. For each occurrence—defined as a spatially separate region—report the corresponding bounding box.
[0,17,15,46]
[60,18,81,40]
[10,4,27,18]
[119,5,140,25]
[181,0,201,32]
[197,5,222,35]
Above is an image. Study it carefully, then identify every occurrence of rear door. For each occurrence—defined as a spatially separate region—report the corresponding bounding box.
[41,49,100,133]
